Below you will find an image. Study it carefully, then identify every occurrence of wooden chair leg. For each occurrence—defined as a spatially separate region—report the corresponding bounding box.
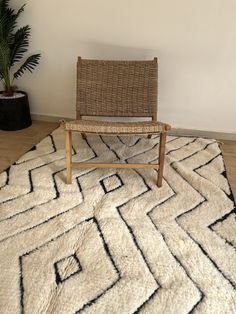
[65,130,72,184]
[157,132,167,187]
[81,133,86,140]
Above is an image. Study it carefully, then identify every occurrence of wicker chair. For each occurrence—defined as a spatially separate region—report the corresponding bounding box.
[61,57,171,187]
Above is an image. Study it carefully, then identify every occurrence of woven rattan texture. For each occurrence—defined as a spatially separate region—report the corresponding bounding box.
[76,58,158,118]
[64,119,168,134]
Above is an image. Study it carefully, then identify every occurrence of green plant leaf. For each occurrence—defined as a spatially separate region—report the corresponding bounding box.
[0,3,25,42]
[0,2,40,86]
[0,38,10,72]
[0,0,10,14]
[0,9,14,41]
[13,53,41,79]
[10,25,30,66]
[0,38,11,88]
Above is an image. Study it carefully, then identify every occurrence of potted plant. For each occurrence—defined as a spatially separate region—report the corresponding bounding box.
[0,0,41,130]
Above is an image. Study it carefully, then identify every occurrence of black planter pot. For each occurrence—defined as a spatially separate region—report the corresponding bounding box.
[0,91,32,131]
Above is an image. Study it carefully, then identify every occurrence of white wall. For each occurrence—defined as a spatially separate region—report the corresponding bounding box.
[9,0,236,133]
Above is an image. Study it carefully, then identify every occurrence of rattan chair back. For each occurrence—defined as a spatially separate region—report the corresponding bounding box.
[76,57,158,120]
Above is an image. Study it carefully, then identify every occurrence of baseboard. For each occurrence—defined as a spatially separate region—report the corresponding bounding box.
[169,128,236,141]
[31,114,236,141]
[31,114,65,123]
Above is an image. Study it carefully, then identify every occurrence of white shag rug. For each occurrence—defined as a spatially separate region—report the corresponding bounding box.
[0,128,235,314]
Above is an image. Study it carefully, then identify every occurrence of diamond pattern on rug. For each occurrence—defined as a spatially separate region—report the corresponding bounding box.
[54,253,82,284]
[100,173,124,194]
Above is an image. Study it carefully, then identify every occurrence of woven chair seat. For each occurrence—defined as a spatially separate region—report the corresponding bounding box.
[63,119,171,135]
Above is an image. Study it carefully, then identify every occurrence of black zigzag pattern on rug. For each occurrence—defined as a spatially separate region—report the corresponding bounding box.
[0,128,235,314]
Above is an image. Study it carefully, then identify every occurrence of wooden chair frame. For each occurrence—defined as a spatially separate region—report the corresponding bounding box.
[62,57,171,187]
